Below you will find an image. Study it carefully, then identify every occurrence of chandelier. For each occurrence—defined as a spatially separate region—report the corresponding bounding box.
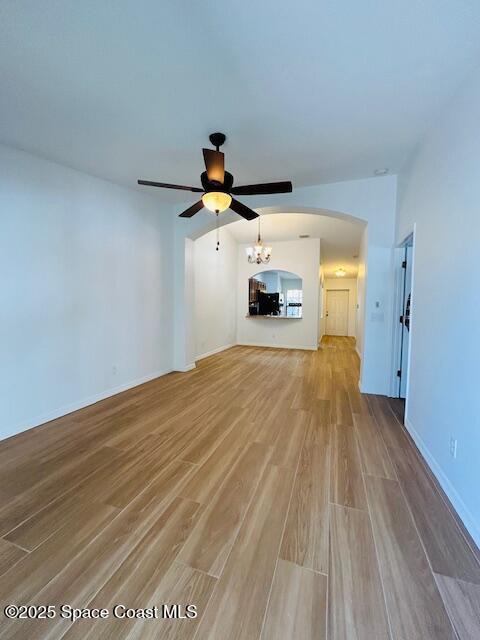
[246,218,272,264]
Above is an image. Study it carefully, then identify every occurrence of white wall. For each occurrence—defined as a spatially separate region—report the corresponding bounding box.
[356,227,367,362]
[0,144,174,441]
[280,277,302,296]
[323,278,357,337]
[396,66,480,546]
[236,238,320,350]
[194,227,237,360]
[318,269,325,342]
[257,270,280,291]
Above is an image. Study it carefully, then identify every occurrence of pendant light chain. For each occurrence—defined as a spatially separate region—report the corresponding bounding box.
[246,215,272,264]
[216,212,220,251]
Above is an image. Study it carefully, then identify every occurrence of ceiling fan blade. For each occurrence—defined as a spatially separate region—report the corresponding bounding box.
[179,200,204,218]
[230,198,259,221]
[202,149,225,184]
[231,180,293,196]
[138,179,203,193]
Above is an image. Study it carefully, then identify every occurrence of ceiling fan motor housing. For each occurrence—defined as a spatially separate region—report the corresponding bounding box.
[201,170,234,193]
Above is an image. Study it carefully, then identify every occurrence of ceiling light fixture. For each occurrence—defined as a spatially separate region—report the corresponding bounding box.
[246,218,272,264]
[138,132,293,220]
[335,267,347,277]
[202,191,232,213]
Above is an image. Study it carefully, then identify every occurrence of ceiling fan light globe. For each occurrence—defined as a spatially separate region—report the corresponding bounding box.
[202,191,232,213]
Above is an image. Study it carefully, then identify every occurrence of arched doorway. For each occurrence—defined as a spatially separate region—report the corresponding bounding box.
[184,205,366,241]
[172,178,396,396]
[176,206,367,382]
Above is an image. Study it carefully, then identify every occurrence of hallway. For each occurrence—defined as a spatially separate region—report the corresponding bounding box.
[0,338,478,639]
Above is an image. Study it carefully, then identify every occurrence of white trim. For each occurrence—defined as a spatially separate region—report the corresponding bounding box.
[405,416,480,549]
[237,341,318,351]
[390,226,416,398]
[1,367,172,443]
[195,343,236,361]
[176,363,196,372]
[403,227,416,420]
[355,346,363,390]
[390,247,405,396]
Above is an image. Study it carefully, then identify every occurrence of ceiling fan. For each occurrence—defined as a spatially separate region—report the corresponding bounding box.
[138,132,293,220]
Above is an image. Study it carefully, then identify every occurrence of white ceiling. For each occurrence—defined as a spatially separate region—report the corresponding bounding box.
[227,213,363,278]
[1,1,480,199]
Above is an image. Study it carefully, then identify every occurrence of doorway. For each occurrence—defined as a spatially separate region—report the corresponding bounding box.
[326,289,349,336]
[398,241,413,398]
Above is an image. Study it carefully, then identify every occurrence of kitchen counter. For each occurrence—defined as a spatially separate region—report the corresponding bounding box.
[245,314,302,319]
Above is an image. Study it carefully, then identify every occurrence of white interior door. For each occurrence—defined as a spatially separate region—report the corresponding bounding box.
[326,290,349,336]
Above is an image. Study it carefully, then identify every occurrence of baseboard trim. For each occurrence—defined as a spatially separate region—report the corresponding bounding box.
[237,341,318,351]
[175,363,196,372]
[405,416,480,549]
[1,367,173,443]
[195,343,236,362]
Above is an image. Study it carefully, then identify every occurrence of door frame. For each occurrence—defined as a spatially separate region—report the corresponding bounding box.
[390,226,416,414]
[325,288,349,336]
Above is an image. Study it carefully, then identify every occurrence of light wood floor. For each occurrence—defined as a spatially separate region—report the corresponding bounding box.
[0,337,479,639]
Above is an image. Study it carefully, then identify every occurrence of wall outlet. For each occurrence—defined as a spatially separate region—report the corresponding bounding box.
[112,365,118,375]
[450,437,458,459]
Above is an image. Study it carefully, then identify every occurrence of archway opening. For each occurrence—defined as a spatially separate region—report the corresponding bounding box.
[187,209,367,372]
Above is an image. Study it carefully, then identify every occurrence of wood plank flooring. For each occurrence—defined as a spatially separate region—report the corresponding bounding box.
[0,336,479,639]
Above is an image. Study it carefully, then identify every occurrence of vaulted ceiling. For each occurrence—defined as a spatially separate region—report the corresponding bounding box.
[1,1,480,201]
[227,213,363,278]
